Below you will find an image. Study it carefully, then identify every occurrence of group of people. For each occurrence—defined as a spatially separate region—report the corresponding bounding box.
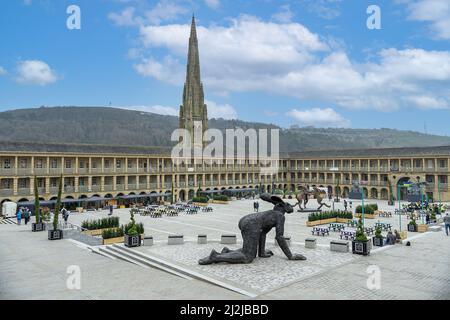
[15,207,31,225]
[16,206,70,226]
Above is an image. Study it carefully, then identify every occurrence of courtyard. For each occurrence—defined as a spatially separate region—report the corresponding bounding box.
[1,197,449,300]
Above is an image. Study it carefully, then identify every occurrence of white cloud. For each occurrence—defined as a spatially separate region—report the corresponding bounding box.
[403,0,450,40]
[16,60,58,86]
[205,100,238,119]
[112,10,450,112]
[287,108,350,128]
[108,7,141,27]
[302,0,343,20]
[272,5,294,23]
[119,105,178,116]
[205,0,220,9]
[0,66,7,76]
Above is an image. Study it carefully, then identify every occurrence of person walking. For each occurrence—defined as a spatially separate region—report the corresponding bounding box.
[109,204,113,216]
[255,201,259,212]
[62,207,69,227]
[444,213,450,236]
[16,208,22,225]
[344,200,348,211]
[24,207,30,225]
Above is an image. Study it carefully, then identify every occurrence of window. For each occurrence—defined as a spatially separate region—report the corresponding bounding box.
[20,159,28,168]
[3,159,11,169]
[65,160,72,169]
[2,179,12,189]
[104,160,110,168]
[116,160,122,168]
[35,159,43,169]
[51,159,58,169]
[128,160,133,169]
[92,160,97,169]
[37,179,44,188]
[439,159,446,168]
[18,179,27,188]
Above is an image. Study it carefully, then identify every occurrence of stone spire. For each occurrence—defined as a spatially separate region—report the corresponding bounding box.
[179,15,208,147]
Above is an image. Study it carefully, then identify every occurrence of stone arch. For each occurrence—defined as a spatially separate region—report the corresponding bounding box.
[380,188,388,200]
[79,195,88,199]
[179,189,186,201]
[104,194,113,199]
[18,198,29,203]
[363,188,369,199]
[343,187,350,198]
[129,192,136,195]
[370,188,378,199]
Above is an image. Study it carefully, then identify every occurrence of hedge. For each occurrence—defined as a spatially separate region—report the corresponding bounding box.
[213,195,229,201]
[192,196,208,203]
[81,217,120,230]
[355,204,377,215]
[308,210,353,222]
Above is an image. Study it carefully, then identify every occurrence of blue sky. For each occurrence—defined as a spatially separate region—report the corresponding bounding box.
[1,0,450,135]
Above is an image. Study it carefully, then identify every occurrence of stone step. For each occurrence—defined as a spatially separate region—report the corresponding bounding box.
[111,244,258,297]
[108,244,192,280]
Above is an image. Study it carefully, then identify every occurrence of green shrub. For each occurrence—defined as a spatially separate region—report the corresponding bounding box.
[375,225,382,238]
[102,227,124,239]
[81,217,120,230]
[213,195,229,201]
[355,218,368,242]
[192,196,208,203]
[308,210,352,222]
[355,204,376,215]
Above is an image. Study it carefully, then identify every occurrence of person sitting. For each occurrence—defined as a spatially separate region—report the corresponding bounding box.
[394,229,402,243]
[385,231,397,245]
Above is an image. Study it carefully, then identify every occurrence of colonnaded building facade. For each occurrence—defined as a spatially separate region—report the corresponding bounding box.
[1,17,449,206]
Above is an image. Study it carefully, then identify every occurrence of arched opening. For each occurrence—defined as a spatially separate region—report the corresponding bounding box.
[343,187,350,198]
[79,195,88,199]
[179,190,186,202]
[188,189,195,200]
[370,188,378,199]
[18,198,29,203]
[380,188,388,200]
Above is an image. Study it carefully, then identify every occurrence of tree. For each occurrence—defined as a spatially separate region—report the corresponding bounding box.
[34,176,40,223]
[53,175,63,230]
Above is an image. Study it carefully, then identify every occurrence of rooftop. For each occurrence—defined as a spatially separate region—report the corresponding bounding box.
[1,140,450,158]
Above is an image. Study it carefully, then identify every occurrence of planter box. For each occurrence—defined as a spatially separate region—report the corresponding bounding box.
[417,224,428,233]
[407,224,418,232]
[103,236,124,245]
[352,240,370,256]
[354,213,376,219]
[336,218,353,223]
[82,228,112,236]
[48,229,63,240]
[372,237,384,247]
[124,234,141,248]
[211,200,229,204]
[192,202,209,207]
[32,222,46,232]
[306,218,336,227]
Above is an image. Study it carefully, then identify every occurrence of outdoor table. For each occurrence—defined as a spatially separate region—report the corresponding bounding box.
[329,223,345,232]
[340,229,356,240]
[312,227,330,237]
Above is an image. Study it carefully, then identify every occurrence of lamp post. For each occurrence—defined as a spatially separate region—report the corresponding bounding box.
[361,185,365,227]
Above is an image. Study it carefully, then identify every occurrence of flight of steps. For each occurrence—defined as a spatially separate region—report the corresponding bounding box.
[94,244,258,297]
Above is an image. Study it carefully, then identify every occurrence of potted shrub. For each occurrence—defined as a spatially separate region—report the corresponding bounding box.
[352,218,370,255]
[372,225,384,247]
[407,217,418,232]
[48,175,64,240]
[31,176,46,232]
[124,211,142,247]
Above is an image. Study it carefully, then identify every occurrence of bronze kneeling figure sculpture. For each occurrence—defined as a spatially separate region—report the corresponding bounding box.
[198,194,307,265]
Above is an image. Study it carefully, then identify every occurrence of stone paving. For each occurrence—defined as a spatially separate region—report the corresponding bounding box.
[1,198,449,300]
[139,242,357,294]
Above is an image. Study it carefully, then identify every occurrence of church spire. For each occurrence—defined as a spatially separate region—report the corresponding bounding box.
[179,15,208,147]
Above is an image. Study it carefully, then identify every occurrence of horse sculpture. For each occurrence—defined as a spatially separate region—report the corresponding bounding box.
[294,186,331,211]
[198,193,307,265]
